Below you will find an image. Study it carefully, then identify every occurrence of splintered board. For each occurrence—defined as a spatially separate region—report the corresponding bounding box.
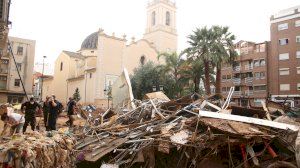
[84,137,128,162]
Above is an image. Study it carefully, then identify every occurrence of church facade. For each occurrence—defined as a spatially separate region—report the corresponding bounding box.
[42,0,177,106]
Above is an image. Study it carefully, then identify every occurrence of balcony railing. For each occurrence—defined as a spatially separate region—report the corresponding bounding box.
[244,77,253,85]
[233,66,241,72]
[232,78,241,85]
[244,65,253,71]
[0,69,8,74]
[233,91,242,96]
[245,90,254,96]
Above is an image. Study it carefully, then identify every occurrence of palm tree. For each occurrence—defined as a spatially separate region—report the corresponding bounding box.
[184,27,214,95]
[157,52,184,97]
[210,26,237,94]
[179,59,205,93]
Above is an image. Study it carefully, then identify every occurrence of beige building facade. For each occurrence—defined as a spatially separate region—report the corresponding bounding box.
[0,36,35,104]
[43,0,177,106]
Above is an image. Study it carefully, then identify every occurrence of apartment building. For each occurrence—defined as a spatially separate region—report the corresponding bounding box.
[269,6,300,107]
[0,0,11,58]
[221,41,269,106]
[0,36,35,104]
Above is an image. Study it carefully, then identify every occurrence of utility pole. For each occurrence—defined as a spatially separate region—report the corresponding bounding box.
[40,56,46,101]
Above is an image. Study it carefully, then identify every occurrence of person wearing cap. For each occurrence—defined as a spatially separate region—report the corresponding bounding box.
[21,97,41,133]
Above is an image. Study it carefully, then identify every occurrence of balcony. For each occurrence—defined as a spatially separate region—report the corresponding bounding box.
[0,81,7,90]
[244,65,253,71]
[233,66,241,72]
[245,90,254,96]
[244,77,253,85]
[233,91,242,96]
[232,78,241,85]
[0,69,8,74]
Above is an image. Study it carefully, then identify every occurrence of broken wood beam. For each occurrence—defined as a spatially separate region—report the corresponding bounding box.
[186,110,299,131]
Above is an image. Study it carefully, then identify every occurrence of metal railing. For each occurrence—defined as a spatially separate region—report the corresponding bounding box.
[244,77,253,85]
[0,69,8,74]
[232,78,241,85]
[233,66,241,72]
[244,65,253,71]
[233,91,242,96]
[245,90,254,96]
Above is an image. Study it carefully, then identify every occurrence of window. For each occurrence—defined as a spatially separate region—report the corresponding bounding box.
[279,53,289,60]
[278,23,288,31]
[140,55,146,65]
[16,63,21,71]
[14,79,20,87]
[90,73,92,78]
[296,20,300,27]
[279,38,289,45]
[260,44,265,52]
[296,36,300,43]
[297,67,300,74]
[254,99,265,106]
[254,85,266,91]
[60,62,63,71]
[298,84,300,90]
[279,68,290,75]
[254,60,260,67]
[254,72,260,79]
[227,75,231,79]
[166,11,170,26]
[91,51,94,53]
[152,11,156,26]
[297,51,300,58]
[260,59,265,66]
[17,46,23,55]
[280,84,290,91]
[260,72,266,79]
[222,75,227,80]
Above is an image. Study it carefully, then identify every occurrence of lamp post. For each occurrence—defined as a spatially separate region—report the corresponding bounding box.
[40,56,46,101]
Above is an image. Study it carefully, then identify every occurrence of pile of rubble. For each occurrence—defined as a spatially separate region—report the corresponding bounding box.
[0,131,76,168]
[74,90,300,168]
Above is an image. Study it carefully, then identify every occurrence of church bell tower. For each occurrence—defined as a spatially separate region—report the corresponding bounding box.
[143,0,177,53]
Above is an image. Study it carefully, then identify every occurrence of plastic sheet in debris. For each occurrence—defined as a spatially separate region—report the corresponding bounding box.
[170,129,190,145]
[100,163,119,168]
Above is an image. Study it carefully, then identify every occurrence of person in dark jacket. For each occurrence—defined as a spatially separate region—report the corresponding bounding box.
[21,97,41,133]
[48,95,62,131]
[43,96,51,130]
[66,97,77,127]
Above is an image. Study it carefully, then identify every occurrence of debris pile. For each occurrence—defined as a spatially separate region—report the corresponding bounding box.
[0,132,76,168]
[75,90,300,168]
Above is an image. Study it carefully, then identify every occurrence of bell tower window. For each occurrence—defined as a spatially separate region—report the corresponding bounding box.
[166,11,170,26]
[152,11,156,26]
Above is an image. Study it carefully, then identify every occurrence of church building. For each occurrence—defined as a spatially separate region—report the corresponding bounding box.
[42,0,178,106]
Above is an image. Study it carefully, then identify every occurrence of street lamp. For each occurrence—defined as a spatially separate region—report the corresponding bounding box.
[40,56,46,101]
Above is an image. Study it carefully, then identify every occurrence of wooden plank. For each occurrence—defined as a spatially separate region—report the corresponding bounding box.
[150,99,165,119]
[192,110,299,131]
[261,101,272,121]
[85,137,128,162]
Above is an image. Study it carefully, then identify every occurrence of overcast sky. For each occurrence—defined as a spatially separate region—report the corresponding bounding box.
[8,0,300,74]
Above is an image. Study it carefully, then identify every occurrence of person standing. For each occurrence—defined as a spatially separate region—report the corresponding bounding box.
[48,95,62,131]
[21,98,41,133]
[66,97,77,127]
[43,96,51,130]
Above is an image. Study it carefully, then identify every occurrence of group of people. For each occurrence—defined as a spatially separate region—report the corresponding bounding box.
[0,95,77,136]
